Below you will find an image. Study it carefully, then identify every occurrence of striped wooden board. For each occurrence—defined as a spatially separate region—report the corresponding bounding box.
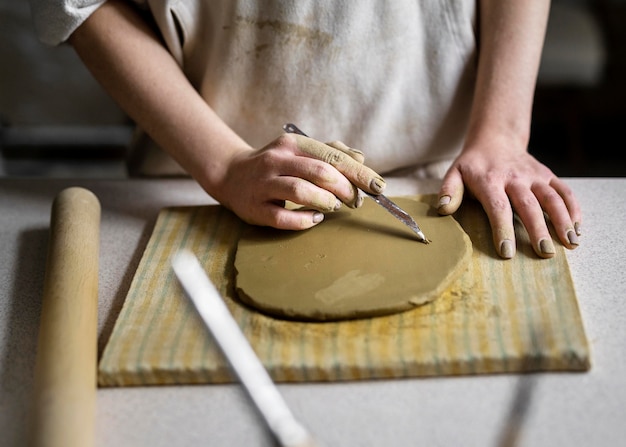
[98,196,590,386]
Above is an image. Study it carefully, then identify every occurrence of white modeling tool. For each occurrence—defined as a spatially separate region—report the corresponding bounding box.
[172,250,320,447]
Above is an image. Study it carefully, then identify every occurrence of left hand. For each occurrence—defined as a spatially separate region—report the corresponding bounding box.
[436,139,581,259]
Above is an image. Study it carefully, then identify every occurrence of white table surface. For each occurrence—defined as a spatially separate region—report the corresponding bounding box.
[1,177,625,447]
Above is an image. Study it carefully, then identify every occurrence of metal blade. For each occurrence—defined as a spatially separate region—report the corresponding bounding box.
[362,191,429,243]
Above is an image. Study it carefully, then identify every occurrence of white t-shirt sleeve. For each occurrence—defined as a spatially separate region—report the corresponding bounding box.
[29,0,108,45]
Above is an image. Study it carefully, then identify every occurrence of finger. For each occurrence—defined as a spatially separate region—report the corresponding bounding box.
[293,134,386,194]
[550,177,582,236]
[268,205,326,231]
[319,144,367,206]
[287,156,362,208]
[260,137,362,208]
[437,166,465,215]
[272,176,342,214]
[325,141,365,163]
[532,182,579,250]
[477,188,518,259]
[507,183,555,258]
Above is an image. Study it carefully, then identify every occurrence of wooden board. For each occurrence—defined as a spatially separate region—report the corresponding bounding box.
[98,196,590,386]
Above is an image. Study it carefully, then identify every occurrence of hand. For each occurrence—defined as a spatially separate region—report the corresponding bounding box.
[214,133,386,230]
[437,140,581,259]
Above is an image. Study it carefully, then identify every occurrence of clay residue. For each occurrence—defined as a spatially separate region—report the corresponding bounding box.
[230,15,333,55]
[315,270,385,306]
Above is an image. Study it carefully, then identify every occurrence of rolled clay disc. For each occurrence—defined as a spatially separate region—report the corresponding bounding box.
[234,197,472,321]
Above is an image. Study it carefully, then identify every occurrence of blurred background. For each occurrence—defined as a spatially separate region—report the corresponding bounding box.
[1,0,625,178]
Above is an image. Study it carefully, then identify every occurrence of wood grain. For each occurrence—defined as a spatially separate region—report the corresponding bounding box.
[98,196,590,386]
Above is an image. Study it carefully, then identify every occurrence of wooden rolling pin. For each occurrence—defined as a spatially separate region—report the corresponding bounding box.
[31,187,101,447]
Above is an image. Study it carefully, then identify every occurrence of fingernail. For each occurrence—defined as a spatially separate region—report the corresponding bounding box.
[574,221,582,236]
[567,229,579,246]
[370,177,386,194]
[500,239,515,259]
[438,195,451,208]
[334,199,342,211]
[355,194,364,208]
[539,238,555,256]
[312,212,324,223]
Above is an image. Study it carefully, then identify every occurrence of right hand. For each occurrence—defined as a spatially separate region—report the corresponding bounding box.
[213,133,386,230]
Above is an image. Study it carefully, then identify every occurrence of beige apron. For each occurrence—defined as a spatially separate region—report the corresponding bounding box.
[131,0,477,177]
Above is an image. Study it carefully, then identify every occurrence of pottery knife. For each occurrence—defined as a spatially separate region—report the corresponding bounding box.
[283,123,430,243]
[172,250,320,447]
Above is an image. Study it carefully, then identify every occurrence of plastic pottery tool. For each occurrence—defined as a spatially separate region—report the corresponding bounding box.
[283,123,430,243]
[172,250,321,447]
[31,187,101,447]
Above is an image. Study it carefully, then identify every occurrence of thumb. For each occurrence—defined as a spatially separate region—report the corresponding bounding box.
[438,166,465,215]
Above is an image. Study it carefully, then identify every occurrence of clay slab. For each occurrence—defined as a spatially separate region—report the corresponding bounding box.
[234,197,472,320]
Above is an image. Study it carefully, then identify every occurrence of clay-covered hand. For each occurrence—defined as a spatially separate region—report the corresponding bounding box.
[215,133,385,230]
[437,142,581,259]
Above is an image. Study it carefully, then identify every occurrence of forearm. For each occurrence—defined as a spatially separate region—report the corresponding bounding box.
[68,0,252,194]
[466,0,550,150]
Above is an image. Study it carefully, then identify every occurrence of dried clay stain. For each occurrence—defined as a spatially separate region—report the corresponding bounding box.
[315,270,386,306]
[229,15,333,58]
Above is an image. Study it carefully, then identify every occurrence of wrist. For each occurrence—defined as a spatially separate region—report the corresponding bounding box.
[195,144,254,206]
[462,123,530,158]
[464,107,531,155]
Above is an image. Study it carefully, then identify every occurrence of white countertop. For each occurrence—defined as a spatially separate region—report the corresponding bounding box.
[1,177,625,447]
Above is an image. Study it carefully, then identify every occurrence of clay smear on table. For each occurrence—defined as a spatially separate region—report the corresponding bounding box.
[234,197,472,321]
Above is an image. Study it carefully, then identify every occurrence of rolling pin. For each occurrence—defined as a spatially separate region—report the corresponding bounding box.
[31,187,101,447]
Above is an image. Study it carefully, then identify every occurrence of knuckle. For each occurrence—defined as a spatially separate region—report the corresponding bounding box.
[275,133,296,148]
[323,151,346,166]
[286,181,307,200]
[485,196,510,213]
[540,188,561,205]
[267,206,300,230]
[273,213,292,230]
[311,162,333,180]
[256,151,281,171]
[482,170,505,185]
[272,208,320,231]
[354,166,375,185]
[515,194,537,211]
